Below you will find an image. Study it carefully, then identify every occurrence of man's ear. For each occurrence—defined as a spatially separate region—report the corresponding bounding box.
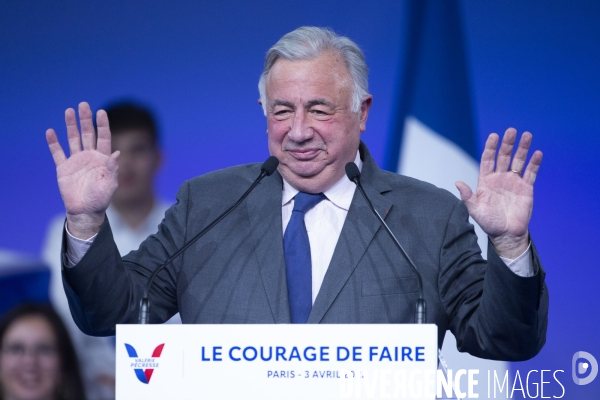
[359,95,373,132]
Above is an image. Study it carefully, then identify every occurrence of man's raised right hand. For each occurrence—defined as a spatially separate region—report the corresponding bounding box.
[46,102,120,239]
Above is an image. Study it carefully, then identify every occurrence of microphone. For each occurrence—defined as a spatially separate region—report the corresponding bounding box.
[345,162,427,324]
[139,156,279,324]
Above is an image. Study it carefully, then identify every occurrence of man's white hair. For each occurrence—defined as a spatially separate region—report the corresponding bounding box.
[258,26,369,115]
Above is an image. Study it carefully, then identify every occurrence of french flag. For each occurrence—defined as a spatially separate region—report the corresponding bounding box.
[385,1,507,398]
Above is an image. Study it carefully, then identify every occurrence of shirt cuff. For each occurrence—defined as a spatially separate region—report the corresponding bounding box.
[64,222,97,268]
[499,243,535,277]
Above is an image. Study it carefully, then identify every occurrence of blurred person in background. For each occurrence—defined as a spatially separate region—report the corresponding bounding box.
[0,303,86,400]
[0,250,50,318]
[41,101,177,400]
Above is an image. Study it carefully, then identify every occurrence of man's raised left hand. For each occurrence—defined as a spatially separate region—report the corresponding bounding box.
[456,128,543,259]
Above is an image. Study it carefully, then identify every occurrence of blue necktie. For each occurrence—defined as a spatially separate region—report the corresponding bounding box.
[284,192,325,323]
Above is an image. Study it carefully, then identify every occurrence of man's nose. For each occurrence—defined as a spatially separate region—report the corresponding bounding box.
[287,111,314,143]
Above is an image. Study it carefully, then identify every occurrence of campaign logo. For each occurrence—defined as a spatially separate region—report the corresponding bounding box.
[125,343,165,384]
[572,351,598,385]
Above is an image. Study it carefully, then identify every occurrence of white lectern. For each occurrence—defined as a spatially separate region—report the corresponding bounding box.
[116,324,438,399]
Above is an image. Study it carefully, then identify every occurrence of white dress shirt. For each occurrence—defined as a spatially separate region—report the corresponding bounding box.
[281,152,362,304]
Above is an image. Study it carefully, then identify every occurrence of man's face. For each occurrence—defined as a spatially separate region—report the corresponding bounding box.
[111,130,161,205]
[264,52,372,193]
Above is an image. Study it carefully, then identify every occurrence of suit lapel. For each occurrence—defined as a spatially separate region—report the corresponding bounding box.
[308,145,393,323]
[245,170,291,323]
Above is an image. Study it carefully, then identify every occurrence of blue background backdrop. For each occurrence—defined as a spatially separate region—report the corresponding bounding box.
[1,1,598,398]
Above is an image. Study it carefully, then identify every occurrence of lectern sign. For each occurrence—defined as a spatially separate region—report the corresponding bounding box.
[124,343,165,384]
[116,324,437,399]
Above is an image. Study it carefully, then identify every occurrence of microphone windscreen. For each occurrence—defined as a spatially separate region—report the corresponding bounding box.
[345,162,361,181]
[261,156,280,176]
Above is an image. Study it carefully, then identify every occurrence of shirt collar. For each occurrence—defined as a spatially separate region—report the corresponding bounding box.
[281,150,363,211]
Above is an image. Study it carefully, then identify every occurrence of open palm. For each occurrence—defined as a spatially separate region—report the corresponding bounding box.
[46,102,119,237]
[456,128,542,258]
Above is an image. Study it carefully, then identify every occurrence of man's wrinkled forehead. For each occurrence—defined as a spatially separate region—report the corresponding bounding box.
[265,53,353,103]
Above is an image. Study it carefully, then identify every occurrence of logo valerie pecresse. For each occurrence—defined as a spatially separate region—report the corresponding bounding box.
[125,343,165,384]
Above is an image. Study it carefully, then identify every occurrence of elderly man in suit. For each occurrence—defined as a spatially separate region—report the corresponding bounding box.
[45,27,547,361]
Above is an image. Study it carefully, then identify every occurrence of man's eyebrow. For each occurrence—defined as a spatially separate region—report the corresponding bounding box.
[305,99,335,109]
[271,100,295,109]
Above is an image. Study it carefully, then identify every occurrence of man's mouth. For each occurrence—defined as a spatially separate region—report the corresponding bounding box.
[286,148,323,160]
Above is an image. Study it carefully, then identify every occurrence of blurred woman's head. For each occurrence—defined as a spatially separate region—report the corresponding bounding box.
[0,304,85,400]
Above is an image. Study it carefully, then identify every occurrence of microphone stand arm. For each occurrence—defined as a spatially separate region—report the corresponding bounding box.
[351,177,427,324]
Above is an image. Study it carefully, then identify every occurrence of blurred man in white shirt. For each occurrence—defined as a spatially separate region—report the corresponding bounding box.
[42,102,177,400]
